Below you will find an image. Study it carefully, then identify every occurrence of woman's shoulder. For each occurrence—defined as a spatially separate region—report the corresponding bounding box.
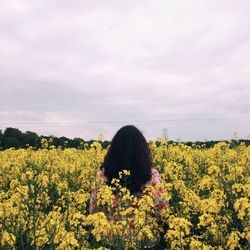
[151,167,159,173]
[96,168,106,179]
[151,167,160,176]
[148,167,162,186]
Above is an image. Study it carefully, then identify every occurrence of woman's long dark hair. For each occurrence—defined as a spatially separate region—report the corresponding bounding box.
[100,125,152,194]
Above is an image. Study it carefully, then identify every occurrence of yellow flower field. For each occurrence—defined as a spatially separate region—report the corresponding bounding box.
[0,140,249,249]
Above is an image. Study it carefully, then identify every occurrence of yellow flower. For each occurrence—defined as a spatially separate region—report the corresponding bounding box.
[226,231,241,250]
[234,197,250,220]
[1,231,16,247]
[85,212,111,242]
[0,139,249,249]
[97,185,115,207]
[207,165,220,176]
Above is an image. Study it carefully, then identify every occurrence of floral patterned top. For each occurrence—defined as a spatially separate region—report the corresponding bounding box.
[89,167,169,214]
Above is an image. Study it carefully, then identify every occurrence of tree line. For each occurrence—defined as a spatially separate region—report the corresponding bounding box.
[0,127,109,150]
[0,127,249,150]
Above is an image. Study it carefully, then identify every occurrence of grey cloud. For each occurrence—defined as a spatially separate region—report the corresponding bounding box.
[0,0,249,141]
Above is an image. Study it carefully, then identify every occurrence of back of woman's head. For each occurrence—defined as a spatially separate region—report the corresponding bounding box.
[100,125,152,194]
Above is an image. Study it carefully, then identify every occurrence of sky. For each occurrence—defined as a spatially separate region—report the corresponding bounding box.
[0,0,250,141]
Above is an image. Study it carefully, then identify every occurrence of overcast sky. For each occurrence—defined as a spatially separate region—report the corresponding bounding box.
[1,0,250,141]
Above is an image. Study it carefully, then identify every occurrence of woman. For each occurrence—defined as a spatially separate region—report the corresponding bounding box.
[89,125,168,248]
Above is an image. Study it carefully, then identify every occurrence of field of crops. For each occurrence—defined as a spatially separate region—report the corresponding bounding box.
[0,140,249,249]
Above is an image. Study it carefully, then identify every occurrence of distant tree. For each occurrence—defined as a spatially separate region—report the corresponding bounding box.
[4,137,22,149]
[0,130,3,148]
[102,140,110,148]
[3,128,23,148]
[51,137,62,148]
[24,131,39,148]
[25,131,38,137]
[68,137,84,148]
[233,131,238,140]
[4,127,23,138]
[162,128,169,141]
